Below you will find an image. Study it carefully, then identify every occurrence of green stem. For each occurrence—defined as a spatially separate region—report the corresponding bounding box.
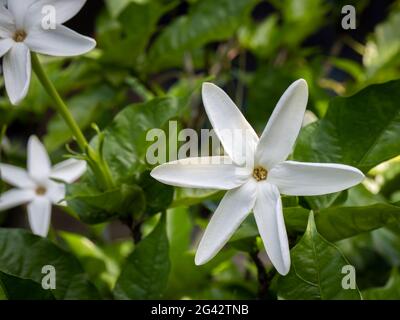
[31,53,114,189]
[32,53,87,150]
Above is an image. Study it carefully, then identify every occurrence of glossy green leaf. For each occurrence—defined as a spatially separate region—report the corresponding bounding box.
[105,0,144,17]
[99,1,169,68]
[147,0,258,71]
[236,203,400,244]
[165,207,194,296]
[114,214,170,299]
[172,188,223,208]
[60,232,121,295]
[0,272,55,300]
[101,97,183,182]
[280,0,329,47]
[295,80,400,173]
[371,226,400,266]
[139,171,174,216]
[294,80,400,208]
[314,203,400,242]
[0,229,100,300]
[364,9,400,78]
[277,212,362,300]
[238,14,280,59]
[0,282,5,300]
[67,183,146,224]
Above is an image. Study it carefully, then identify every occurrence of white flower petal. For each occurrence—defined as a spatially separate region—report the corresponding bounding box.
[51,159,86,183]
[0,188,35,211]
[268,161,365,196]
[27,196,52,237]
[0,6,15,38]
[255,79,308,169]
[3,43,31,105]
[8,0,37,28]
[151,157,251,190]
[202,83,259,166]
[254,182,290,276]
[25,24,96,57]
[46,180,66,205]
[25,0,86,27]
[27,135,51,183]
[0,38,13,57]
[0,163,35,188]
[195,179,257,265]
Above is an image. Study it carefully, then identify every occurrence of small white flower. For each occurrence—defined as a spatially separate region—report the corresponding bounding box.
[151,79,365,275]
[0,135,86,237]
[0,0,96,105]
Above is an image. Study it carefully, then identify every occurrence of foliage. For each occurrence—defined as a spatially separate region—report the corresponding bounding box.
[1,0,400,300]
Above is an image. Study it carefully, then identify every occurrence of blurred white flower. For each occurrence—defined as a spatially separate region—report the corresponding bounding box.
[0,0,96,104]
[151,79,365,275]
[0,135,86,237]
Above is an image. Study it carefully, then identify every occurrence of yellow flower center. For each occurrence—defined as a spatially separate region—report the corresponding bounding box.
[35,186,47,196]
[13,30,27,42]
[253,167,268,181]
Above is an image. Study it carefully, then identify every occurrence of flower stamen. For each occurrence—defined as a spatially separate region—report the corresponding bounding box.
[253,167,268,182]
[13,30,27,42]
[35,186,47,196]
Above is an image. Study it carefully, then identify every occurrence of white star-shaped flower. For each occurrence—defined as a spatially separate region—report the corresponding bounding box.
[151,79,365,275]
[0,0,96,105]
[0,135,86,237]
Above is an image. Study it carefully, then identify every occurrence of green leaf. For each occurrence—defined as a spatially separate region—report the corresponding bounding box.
[280,0,329,47]
[172,188,223,208]
[0,282,6,300]
[238,14,280,59]
[277,212,362,300]
[166,207,194,296]
[105,0,143,17]
[231,202,400,245]
[114,214,170,299]
[0,229,100,300]
[279,203,400,243]
[295,80,400,173]
[363,268,400,299]
[294,80,400,208]
[371,226,400,266]
[139,171,174,216]
[67,183,146,224]
[67,97,184,224]
[59,232,121,295]
[147,0,258,71]
[99,1,171,67]
[101,97,183,182]
[0,272,55,300]
[363,9,400,78]
[105,0,175,18]
[315,203,400,242]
